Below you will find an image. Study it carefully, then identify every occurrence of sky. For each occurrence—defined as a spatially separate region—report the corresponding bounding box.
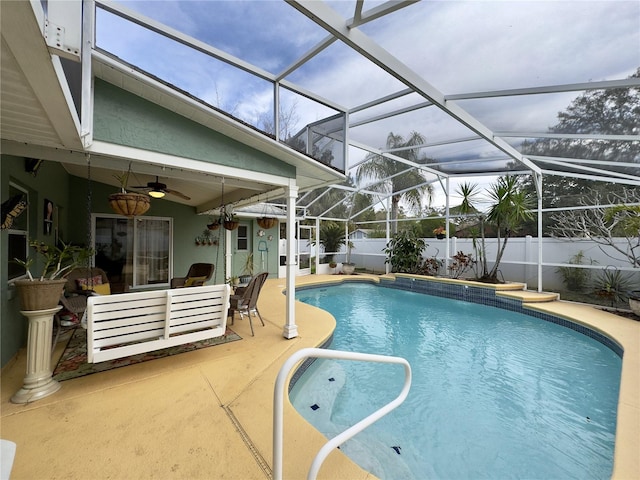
[96,0,639,208]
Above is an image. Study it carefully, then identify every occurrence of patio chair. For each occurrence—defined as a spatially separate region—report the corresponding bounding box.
[228,272,268,336]
[55,267,110,344]
[59,267,110,318]
[170,263,214,288]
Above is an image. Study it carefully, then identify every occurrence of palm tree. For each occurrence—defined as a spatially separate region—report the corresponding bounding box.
[457,177,534,282]
[456,182,487,277]
[315,221,347,262]
[355,132,433,234]
[486,176,534,279]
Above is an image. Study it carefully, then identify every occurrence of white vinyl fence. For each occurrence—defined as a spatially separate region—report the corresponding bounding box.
[309,236,640,291]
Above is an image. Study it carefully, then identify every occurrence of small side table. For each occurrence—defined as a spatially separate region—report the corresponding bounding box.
[11,306,62,404]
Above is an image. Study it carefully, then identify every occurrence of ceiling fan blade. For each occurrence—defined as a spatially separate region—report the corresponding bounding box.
[164,188,191,200]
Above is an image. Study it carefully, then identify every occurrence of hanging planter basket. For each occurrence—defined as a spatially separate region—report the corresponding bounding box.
[14,279,67,311]
[223,220,239,231]
[207,220,221,230]
[108,193,150,217]
[257,217,277,229]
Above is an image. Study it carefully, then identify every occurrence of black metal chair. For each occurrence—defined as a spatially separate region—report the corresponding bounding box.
[228,272,268,336]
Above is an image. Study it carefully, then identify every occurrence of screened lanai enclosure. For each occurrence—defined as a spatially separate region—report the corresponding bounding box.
[90,0,639,305]
[6,1,640,308]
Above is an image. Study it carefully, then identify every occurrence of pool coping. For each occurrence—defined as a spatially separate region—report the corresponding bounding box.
[294,273,639,479]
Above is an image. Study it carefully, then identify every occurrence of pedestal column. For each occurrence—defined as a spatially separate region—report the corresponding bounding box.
[11,306,62,404]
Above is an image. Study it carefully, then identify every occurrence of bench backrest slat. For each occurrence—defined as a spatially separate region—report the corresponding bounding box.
[87,284,231,363]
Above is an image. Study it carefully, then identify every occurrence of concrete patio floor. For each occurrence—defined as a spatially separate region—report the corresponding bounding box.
[1,274,638,479]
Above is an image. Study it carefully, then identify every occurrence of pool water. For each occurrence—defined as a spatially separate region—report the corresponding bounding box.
[292,283,621,479]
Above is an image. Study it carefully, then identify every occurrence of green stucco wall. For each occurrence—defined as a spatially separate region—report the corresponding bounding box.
[1,156,73,366]
[93,79,295,178]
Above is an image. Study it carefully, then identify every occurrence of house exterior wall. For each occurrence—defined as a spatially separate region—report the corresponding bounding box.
[93,79,296,179]
[1,156,73,366]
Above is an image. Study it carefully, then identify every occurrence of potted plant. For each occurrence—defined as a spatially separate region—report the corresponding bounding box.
[257,217,277,229]
[223,212,239,231]
[433,226,446,239]
[108,170,150,217]
[13,240,93,311]
[342,240,356,275]
[227,276,240,287]
[11,240,93,403]
[239,252,254,284]
[207,217,221,230]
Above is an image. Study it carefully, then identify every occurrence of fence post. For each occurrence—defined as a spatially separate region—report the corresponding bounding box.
[525,235,532,288]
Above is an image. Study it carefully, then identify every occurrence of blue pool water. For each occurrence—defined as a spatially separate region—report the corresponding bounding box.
[292,283,621,480]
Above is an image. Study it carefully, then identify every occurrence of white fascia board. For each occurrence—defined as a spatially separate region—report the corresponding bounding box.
[87,140,293,188]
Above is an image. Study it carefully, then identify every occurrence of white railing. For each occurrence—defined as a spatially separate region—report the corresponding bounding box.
[273,347,412,480]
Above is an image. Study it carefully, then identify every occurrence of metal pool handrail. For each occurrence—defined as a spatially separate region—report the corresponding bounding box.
[273,347,412,480]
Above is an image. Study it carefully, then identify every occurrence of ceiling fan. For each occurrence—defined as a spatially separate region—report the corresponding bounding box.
[132,176,191,200]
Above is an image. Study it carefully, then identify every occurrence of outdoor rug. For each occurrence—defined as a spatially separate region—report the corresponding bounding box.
[53,327,242,382]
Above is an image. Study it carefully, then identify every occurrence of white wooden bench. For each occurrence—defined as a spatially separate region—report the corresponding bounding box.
[86,284,230,363]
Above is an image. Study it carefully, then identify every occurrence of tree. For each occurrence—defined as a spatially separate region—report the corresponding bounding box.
[549,187,640,268]
[456,177,534,282]
[517,68,640,232]
[485,176,535,279]
[314,221,347,262]
[355,132,433,235]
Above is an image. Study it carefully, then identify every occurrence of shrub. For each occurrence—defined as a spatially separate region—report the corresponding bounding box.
[384,230,426,273]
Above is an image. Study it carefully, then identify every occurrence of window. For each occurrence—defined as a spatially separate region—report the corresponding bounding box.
[236,224,249,251]
[7,183,28,280]
[93,214,172,292]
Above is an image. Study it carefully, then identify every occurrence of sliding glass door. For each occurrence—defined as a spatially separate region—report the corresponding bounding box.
[93,214,172,292]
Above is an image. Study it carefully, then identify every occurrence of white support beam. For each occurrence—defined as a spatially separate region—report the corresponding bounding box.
[533,158,640,183]
[287,0,542,176]
[528,155,640,170]
[45,0,82,61]
[81,0,95,147]
[348,1,417,28]
[445,78,640,100]
[539,169,640,186]
[495,132,639,142]
[97,0,276,83]
[283,182,299,339]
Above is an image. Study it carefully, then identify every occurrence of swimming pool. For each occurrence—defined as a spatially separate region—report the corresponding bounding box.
[292,282,622,479]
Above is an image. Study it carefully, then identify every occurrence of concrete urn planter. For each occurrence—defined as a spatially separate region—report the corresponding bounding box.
[342,263,356,275]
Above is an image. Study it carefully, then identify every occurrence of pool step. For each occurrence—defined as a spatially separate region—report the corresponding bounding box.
[497,290,560,303]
